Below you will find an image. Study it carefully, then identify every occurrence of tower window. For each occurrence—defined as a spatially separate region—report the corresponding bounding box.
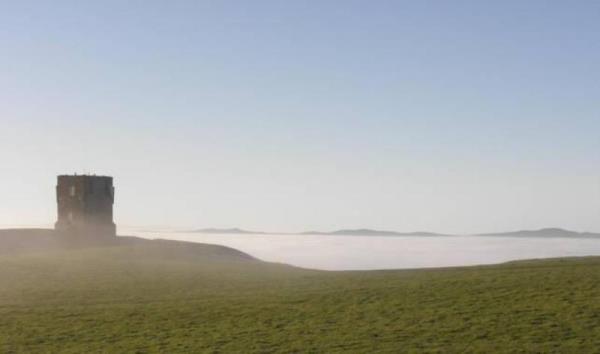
[69,186,76,197]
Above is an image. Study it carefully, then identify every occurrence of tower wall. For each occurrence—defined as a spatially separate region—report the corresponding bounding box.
[55,175,116,237]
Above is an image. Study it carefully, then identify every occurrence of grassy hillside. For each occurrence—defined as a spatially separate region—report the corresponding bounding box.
[1,233,600,353]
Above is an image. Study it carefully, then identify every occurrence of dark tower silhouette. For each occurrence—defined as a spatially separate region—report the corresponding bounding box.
[55,175,116,237]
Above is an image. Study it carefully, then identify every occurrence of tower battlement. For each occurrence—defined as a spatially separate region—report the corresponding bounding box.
[55,175,116,237]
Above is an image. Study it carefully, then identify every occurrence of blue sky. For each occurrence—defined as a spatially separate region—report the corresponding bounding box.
[1,1,599,233]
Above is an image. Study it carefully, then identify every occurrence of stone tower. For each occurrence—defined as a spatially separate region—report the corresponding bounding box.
[55,175,116,237]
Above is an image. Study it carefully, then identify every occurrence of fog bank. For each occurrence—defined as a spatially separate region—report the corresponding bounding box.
[126,229,600,270]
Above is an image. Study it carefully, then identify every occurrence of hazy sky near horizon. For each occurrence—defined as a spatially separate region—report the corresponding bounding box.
[1,1,599,233]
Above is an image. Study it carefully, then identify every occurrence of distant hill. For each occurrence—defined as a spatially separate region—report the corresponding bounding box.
[151,227,600,238]
[477,228,600,238]
[301,229,450,237]
[182,228,266,235]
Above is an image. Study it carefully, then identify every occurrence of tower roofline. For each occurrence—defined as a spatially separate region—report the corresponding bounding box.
[58,174,113,179]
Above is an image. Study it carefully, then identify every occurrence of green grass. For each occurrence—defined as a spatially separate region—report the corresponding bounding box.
[1,241,600,353]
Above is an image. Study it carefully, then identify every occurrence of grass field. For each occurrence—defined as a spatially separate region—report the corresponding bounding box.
[1,233,600,353]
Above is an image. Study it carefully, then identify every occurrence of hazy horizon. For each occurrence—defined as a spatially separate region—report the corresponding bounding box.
[1,223,599,238]
[2,1,599,234]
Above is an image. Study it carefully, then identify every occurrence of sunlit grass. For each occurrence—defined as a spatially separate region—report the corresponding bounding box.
[1,243,600,353]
